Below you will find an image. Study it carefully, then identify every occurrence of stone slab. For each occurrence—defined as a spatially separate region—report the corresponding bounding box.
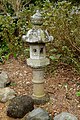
[0,87,16,103]
[26,107,51,120]
[0,71,10,88]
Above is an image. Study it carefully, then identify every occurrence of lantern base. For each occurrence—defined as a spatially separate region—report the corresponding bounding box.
[32,93,50,105]
[27,58,50,68]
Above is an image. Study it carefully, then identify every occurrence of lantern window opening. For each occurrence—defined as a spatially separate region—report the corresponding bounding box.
[40,47,43,54]
[33,49,37,53]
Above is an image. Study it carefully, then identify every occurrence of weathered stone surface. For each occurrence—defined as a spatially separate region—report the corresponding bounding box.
[27,58,50,68]
[0,87,16,103]
[32,94,50,105]
[22,10,53,43]
[54,112,78,120]
[7,95,34,118]
[26,108,51,120]
[0,71,10,88]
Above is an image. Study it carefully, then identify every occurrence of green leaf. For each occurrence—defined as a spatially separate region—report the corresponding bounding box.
[49,56,56,60]
[50,48,57,52]
[49,55,57,61]
[49,54,61,61]
[56,54,62,58]
[76,91,80,97]
[10,82,17,86]
[14,53,17,58]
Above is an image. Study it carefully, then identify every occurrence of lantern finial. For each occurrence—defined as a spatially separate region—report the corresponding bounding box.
[31,10,43,25]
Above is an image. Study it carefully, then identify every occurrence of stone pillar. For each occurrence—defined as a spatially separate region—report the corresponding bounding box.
[32,68,45,98]
[22,10,53,104]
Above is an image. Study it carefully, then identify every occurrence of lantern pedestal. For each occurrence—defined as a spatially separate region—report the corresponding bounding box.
[32,93,50,105]
[32,68,49,104]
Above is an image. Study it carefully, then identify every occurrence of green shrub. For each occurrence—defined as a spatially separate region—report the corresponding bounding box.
[0,0,33,60]
[42,1,80,71]
[0,0,80,72]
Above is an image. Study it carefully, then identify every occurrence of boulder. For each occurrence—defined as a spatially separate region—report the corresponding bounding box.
[26,108,51,120]
[0,71,10,88]
[7,95,34,118]
[0,87,16,103]
[54,112,78,120]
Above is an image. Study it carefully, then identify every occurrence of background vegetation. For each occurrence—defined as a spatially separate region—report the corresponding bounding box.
[0,0,80,71]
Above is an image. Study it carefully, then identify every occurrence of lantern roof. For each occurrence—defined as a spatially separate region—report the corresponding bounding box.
[22,28,53,43]
[22,10,53,43]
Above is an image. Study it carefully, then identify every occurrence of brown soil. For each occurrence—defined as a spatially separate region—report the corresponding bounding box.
[0,58,80,120]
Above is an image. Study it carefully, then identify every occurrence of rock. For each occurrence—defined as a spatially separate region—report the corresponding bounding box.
[0,71,10,88]
[0,87,16,103]
[26,108,51,120]
[7,95,34,118]
[54,112,78,120]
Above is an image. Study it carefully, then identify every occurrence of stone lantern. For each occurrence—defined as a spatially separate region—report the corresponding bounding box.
[22,10,53,104]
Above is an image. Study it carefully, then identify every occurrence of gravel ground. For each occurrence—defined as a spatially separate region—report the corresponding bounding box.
[0,58,80,120]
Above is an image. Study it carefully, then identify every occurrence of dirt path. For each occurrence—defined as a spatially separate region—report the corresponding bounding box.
[0,59,80,120]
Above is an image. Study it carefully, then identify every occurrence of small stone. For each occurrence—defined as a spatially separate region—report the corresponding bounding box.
[78,105,80,108]
[54,112,78,120]
[26,108,51,120]
[0,87,16,103]
[0,71,10,88]
[7,95,34,118]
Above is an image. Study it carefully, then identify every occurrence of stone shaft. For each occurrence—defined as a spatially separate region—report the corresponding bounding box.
[32,68,45,98]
